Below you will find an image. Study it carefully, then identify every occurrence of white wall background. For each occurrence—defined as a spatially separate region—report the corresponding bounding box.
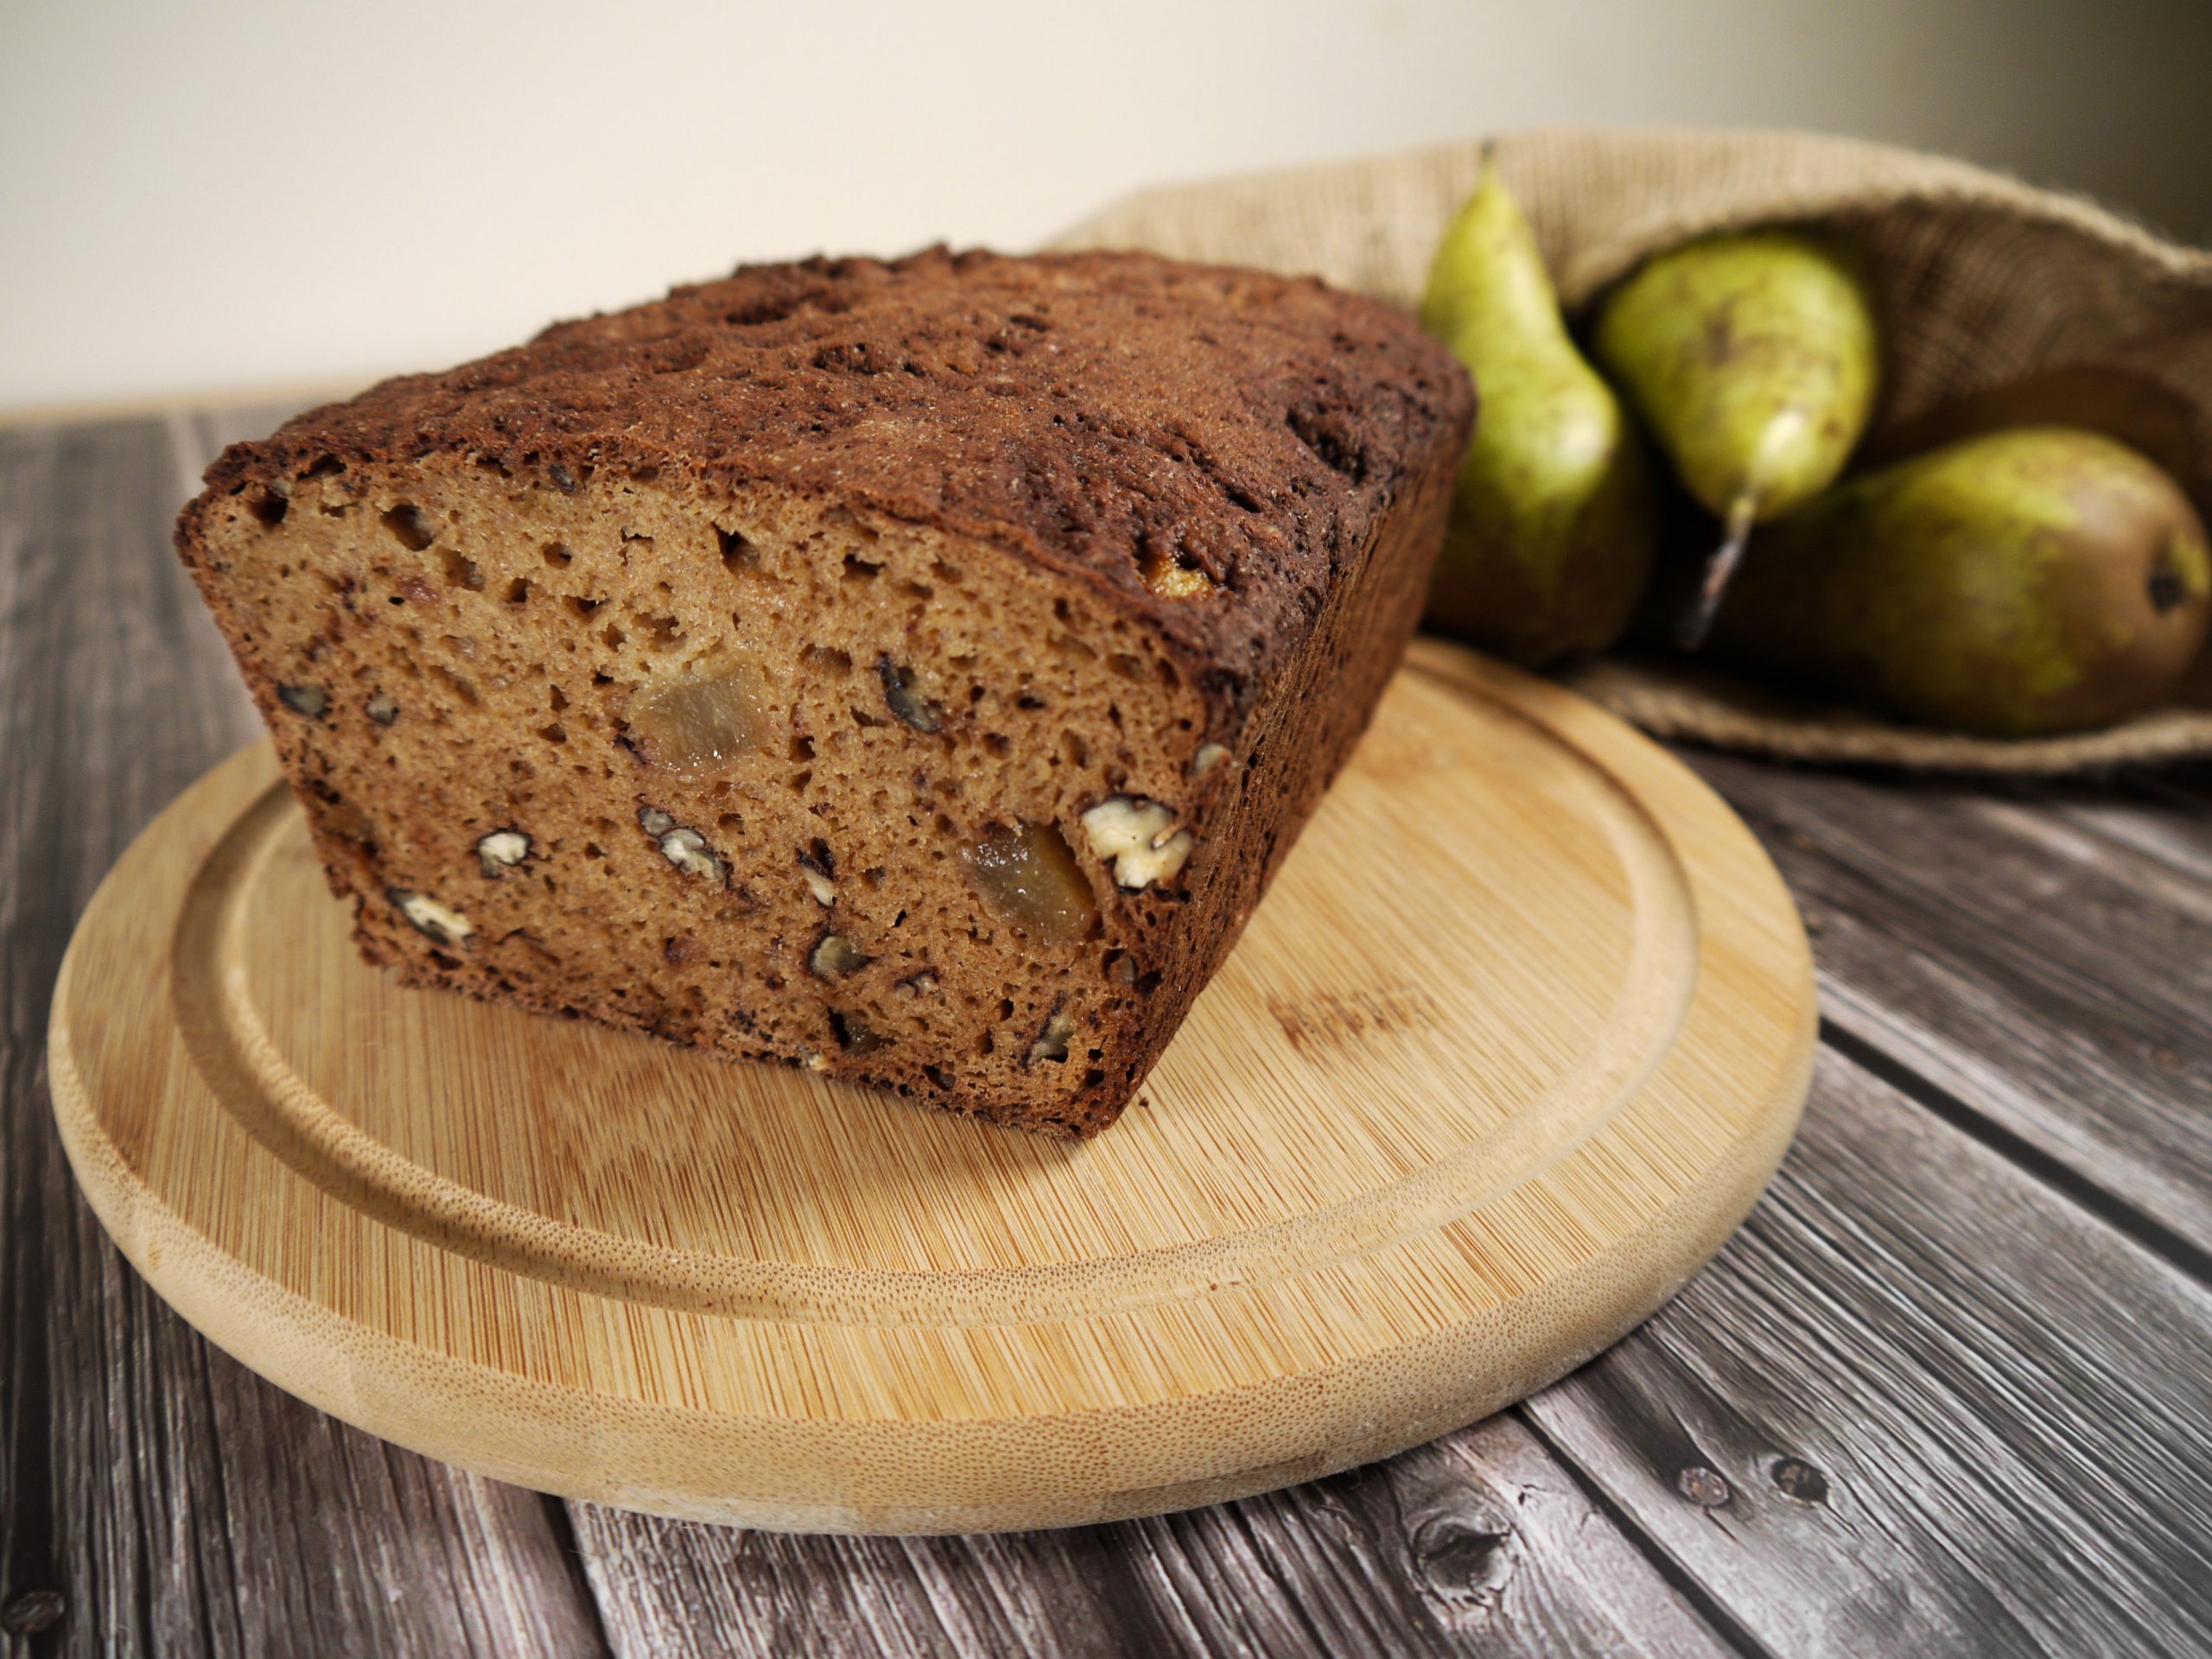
[4,0,2208,411]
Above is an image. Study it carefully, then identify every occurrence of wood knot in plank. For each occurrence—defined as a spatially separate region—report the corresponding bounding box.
[1770,1455,1831,1503]
[1,1592,64,1637]
[1675,1465,1732,1509]
[1410,1513,1517,1606]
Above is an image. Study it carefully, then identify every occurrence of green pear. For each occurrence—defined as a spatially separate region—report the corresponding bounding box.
[1709,427,2212,736]
[1593,229,1879,644]
[1418,159,1655,665]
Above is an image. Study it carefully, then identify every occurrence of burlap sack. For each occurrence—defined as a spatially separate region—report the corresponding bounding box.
[1052,128,2212,774]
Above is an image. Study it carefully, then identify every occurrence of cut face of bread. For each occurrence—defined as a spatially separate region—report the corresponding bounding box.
[177,248,1472,1135]
[200,462,1221,1125]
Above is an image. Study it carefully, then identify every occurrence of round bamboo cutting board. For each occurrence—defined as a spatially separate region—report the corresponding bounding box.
[50,639,1815,1535]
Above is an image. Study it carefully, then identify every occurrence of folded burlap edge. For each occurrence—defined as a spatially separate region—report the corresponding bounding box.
[1048,128,2212,777]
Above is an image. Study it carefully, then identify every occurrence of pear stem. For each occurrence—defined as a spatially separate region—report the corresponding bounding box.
[1677,493,1758,650]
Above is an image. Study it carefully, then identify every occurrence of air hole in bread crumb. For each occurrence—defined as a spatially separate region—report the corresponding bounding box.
[717,527,757,573]
[441,549,484,590]
[1047,632,1096,664]
[542,542,573,568]
[504,577,530,604]
[249,489,288,528]
[601,622,626,649]
[538,722,568,744]
[804,645,852,676]
[568,596,602,620]
[842,556,880,583]
[382,505,435,550]
[830,1010,883,1052]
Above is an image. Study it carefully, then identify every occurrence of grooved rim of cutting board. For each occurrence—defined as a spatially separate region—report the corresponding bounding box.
[50,641,1816,1534]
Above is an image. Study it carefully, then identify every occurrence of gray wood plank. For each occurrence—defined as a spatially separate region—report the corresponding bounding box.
[1687,750,2212,1262]
[1525,1044,2212,1659]
[2034,769,2212,891]
[570,1413,1737,1659]
[0,419,608,1658]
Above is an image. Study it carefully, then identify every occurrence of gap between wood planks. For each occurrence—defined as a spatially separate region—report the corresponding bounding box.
[1685,747,2212,1268]
[1819,1012,2212,1289]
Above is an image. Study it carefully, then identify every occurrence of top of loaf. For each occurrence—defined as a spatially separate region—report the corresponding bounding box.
[197,246,1472,707]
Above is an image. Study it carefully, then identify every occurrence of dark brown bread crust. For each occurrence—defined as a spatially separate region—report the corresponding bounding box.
[179,247,1472,1135]
[197,247,1471,729]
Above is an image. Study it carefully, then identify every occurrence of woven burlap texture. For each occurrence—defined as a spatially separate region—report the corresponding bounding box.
[1052,127,2212,773]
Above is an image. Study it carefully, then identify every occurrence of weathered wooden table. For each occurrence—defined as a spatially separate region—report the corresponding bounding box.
[5,405,2210,1657]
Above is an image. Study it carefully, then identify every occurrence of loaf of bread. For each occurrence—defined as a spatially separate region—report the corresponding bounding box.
[175,247,1472,1135]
